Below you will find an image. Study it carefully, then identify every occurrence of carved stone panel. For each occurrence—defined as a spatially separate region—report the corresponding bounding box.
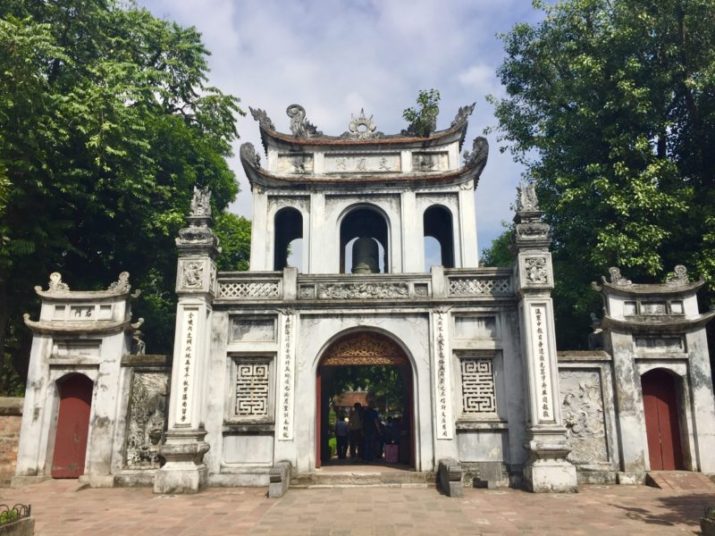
[524,256,550,286]
[560,370,608,464]
[234,359,271,418]
[177,258,214,293]
[460,358,496,415]
[125,371,168,468]
[316,282,409,299]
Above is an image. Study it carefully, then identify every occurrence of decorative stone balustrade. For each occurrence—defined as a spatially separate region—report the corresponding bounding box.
[215,268,515,303]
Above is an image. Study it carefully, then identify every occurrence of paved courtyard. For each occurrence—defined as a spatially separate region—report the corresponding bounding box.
[2,479,714,535]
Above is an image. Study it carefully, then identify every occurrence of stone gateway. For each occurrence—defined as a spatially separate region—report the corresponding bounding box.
[13,105,715,493]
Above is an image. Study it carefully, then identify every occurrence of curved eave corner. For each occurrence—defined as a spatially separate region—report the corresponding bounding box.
[23,314,144,335]
[239,148,484,191]
[601,310,715,334]
[256,119,469,152]
[592,280,704,297]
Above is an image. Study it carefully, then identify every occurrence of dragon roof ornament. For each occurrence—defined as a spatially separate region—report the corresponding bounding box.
[451,102,476,128]
[463,136,489,179]
[249,107,276,131]
[286,104,322,137]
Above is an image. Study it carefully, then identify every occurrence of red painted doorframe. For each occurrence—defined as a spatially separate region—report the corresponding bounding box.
[51,374,93,478]
[642,369,684,471]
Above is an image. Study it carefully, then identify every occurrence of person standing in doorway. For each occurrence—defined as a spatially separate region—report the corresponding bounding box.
[335,414,349,459]
[362,399,381,462]
[348,403,363,460]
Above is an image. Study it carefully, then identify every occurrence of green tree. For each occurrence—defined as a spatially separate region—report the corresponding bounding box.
[480,226,515,267]
[0,0,250,390]
[492,0,715,348]
[403,89,441,136]
[215,213,251,272]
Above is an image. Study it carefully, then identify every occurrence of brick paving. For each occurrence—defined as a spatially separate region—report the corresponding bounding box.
[2,479,714,535]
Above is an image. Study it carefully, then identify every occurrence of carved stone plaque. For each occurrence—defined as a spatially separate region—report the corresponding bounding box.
[277,153,314,175]
[324,153,401,174]
[454,316,497,340]
[560,370,608,464]
[125,371,168,468]
[412,151,448,172]
[231,317,276,342]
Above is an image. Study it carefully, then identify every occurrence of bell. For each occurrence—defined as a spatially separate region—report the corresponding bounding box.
[352,237,379,274]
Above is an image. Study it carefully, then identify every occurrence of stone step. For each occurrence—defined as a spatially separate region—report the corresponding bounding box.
[291,470,436,489]
[646,471,715,491]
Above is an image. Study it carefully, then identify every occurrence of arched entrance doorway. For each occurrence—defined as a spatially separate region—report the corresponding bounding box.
[51,373,93,478]
[642,368,684,470]
[316,331,414,469]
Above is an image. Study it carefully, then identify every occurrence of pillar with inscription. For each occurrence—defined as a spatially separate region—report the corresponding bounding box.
[513,184,577,492]
[154,187,218,494]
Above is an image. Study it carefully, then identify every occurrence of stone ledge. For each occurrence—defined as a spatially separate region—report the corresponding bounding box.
[0,399,23,417]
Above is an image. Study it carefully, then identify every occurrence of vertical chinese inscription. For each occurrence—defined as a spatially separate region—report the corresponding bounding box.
[278,312,294,440]
[176,308,197,425]
[435,308,452,438]
[461,359,496,414]
[530,304,554,421]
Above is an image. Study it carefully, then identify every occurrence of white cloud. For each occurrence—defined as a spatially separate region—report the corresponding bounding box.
[136,0,539,251]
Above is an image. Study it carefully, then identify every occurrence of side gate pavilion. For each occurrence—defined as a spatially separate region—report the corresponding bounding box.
[13,105,715,494]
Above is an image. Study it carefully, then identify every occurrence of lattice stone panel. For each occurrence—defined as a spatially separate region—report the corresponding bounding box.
[461,359,496,414]
[219,281,280,299]
[448,278,512,296]
[235,360,270,417]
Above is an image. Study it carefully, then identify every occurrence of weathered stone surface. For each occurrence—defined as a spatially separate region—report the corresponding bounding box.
[438,458,463,497]
[124,372,168,469]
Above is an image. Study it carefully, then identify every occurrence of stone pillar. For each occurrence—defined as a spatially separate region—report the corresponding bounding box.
[249,186,269,271]
[154,187,219,494]
[458,183,478,268]
[513,184,577,492]
[400,191,422,272]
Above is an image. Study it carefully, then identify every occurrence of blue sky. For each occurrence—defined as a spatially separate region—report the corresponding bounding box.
[137,0,544,255]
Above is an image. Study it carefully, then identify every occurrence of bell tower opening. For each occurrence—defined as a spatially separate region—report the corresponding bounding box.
[340,207,389,274]
[274,207,303,271]
[423,205,454,269]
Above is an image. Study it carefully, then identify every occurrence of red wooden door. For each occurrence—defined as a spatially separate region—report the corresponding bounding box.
[642,369,683,470]
[52,374,93,478]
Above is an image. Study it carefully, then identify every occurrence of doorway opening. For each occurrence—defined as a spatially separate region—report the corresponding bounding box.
[316,331,414,470]
[51,373,93,478]
[642,368,684,470]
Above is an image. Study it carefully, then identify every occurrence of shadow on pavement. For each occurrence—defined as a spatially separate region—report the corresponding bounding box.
[612,492,715,527]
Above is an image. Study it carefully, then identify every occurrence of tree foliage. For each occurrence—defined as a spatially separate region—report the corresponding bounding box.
[492,0,715,348]
[403,89,441,136]
[0,0,250,390]
[480,226,515,267]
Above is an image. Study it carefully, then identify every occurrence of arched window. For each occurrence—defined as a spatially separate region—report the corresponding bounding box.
[340,206,389,273]
[274,207,303,271]
[423,205,454,270]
